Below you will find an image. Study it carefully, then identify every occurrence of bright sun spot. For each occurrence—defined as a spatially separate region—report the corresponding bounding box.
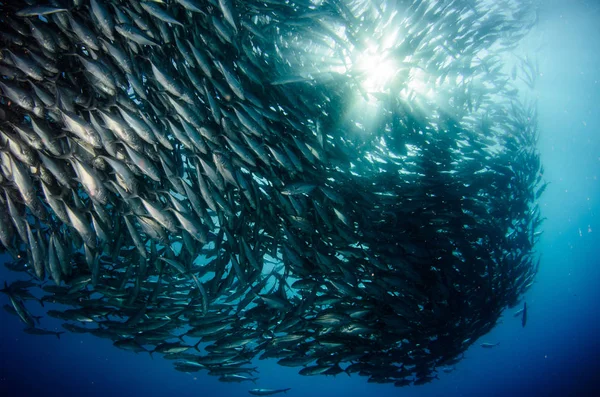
[355,45,397,93]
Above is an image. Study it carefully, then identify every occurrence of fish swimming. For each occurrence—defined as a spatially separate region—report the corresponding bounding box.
[481,342,501,349]
[248,388,292,396]
[0,0,544,388]
[23,327,65,339]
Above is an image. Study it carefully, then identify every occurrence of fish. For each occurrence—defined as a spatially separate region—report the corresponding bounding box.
[513,307,525,317]
[219,374,258,383]
[248,388,292,396]
[522,302,528,328]
[7,295,35,328]
[140,2,184,27]
[0,0,544,389]
[481,342,501,349]
[414,375,439,386]
[23,327,65,339]
[15,6,68,17]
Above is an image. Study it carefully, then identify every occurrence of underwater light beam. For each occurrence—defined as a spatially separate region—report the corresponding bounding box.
[355,45,398,93]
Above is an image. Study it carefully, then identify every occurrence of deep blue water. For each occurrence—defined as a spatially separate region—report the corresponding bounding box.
[2,1,600,396]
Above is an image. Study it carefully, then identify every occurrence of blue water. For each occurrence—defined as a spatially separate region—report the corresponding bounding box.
[1,1,599,396]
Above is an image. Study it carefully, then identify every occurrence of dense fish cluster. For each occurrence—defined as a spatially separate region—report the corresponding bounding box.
[0,0,545,388]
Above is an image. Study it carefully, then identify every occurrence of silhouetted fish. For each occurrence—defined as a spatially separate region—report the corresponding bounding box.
[0,0,544,387]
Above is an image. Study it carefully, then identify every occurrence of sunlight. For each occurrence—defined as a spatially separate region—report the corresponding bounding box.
[400,67,436,101]
[356,45,398,93]
[407,68,428,94]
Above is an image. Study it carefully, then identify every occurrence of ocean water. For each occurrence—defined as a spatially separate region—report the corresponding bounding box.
[1,1,599,396]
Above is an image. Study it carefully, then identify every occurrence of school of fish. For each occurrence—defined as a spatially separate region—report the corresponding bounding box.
[0,0,545,389]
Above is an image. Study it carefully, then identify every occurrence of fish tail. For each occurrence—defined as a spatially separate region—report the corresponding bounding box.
[193,339,202,352]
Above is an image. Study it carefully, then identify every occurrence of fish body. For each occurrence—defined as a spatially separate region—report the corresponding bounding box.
[24,327,65,339]
[9,296,35,328]
[16,6,68,17]
[480,342,500,349]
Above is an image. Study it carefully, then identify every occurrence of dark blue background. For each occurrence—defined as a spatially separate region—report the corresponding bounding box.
[2,1,599,396]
